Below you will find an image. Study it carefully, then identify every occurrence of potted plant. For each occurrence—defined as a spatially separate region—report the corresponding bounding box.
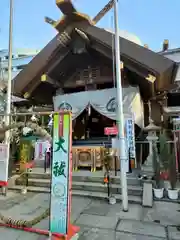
[152,142,164,199]
[167,150,179,200]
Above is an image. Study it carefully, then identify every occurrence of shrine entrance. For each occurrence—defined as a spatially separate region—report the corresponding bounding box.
[73,107,114,140]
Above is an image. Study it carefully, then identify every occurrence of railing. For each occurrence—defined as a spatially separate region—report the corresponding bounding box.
[71,138,178,171]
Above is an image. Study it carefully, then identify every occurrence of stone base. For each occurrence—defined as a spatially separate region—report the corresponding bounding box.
[142,182,153,207]
[70,233,79,240]
[143,154,153,176]
[51,233,79,240]
[52,232,79,240]
[142,165,154,177]
[49,225,79,240]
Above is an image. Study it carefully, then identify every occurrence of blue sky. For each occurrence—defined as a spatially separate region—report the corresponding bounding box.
[0,0,179,51]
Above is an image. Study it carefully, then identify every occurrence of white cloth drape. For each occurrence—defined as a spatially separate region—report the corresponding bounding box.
[53,91,89,120]
[53,86,144,128]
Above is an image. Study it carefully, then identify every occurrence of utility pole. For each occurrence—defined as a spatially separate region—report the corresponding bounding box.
[114,0,128,211]
[4,0,13,186]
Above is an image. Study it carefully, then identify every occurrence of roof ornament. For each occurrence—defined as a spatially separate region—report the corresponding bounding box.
[44,17,56,26]
[57,31,71,47]
[51,0,114,32]
[144,44,149,49]
[74,28,89,42]
[163,39,169,52]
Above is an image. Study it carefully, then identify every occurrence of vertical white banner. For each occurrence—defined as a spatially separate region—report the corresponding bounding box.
[125,118,136,161]
[0,144,8,183]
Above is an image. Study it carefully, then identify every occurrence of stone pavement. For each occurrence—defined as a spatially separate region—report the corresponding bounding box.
[0,192,180,239]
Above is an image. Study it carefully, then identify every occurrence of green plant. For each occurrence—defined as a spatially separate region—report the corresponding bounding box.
[152,142,161,188]
[103,148,112,172]
[168,149,177,190]
[159,130,169,171]
[103,148,113,197]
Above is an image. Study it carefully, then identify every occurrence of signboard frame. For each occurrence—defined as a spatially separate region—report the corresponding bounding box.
[49,111,79,238]
[0,143,8,186]
[109,116,136,172]
[125,118,136,158]
[104,126,118,135]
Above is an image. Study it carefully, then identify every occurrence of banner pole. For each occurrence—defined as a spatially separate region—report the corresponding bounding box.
[114,0,128,211]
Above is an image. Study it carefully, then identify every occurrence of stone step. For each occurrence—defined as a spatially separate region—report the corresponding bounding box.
[26,172,141,186]
[16,178,143,196]
[8,185,142,204]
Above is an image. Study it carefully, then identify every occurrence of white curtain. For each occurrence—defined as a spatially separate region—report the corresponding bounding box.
[90,87,144,128]
[53,91,89,120]
[53,86,144,128]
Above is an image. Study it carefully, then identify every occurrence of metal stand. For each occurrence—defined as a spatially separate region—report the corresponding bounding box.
[1,186,7,196]
[114,0,128,211]
[114,156,117,176]
[107,172,110,198]
[48,231,52,240]
[4,0,13,196]
[44,153,47,173]
[26,169,29,187]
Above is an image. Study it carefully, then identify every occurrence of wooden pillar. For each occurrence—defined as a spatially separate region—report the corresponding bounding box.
[162,93,168,128]
[151,100,161,125]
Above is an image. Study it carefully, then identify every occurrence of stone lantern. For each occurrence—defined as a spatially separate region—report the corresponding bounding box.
[143,120,161,175]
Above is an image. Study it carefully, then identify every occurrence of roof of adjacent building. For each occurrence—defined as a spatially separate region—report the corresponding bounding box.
[159,48,180,83]
[0,49,40,58]
[159,48,180,56]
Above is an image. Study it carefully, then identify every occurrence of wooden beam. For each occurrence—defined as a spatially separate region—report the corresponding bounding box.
[85,84,97,91]
[41,74,61,87]
[23,74,62,99]
[47,51,69,74]
[64,76,113,88]
[56,0,77,16]
[92,43,112,59]
[23,78,40,99]
[44,16,56,26]
[24,73,60,99]
[92,0,114,24]
[21,47,69,99]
